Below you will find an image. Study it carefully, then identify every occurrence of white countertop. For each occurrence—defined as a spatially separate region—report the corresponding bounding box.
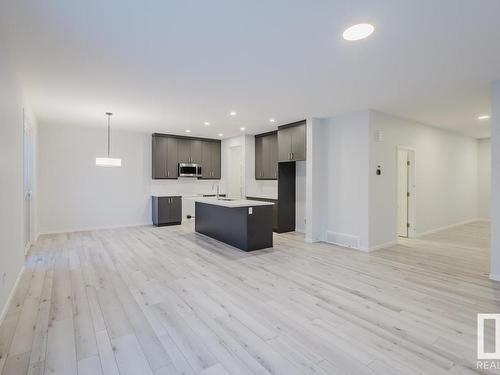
[193,197,274,208]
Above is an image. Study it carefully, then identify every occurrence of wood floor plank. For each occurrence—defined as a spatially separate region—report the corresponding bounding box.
[111,334,154,375]
[44,318,77,375]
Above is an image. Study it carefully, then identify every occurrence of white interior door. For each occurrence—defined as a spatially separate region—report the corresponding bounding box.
[397,150,409,237]
[228,145,242,199]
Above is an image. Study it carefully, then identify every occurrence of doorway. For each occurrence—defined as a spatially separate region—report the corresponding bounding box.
[228,145,243,199]
[397,148,415,238]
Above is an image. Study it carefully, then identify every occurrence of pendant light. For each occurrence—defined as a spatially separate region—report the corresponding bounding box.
[95,112,122,167]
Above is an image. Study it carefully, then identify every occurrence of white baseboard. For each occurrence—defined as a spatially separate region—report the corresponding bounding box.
[368,240,398,252]
[0,265,26,326]
[38,222,153,236]
[490,274,500,282]
[323,239,369,252]
[416,219,482,238]
[305,237,323,244]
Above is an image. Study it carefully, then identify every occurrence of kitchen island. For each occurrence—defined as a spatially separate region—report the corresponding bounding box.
[195,198,274,251]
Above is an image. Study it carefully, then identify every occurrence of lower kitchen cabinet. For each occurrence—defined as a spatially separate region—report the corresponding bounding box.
[152,196,182,226]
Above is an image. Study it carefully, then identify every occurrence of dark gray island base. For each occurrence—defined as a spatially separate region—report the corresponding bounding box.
[195,200,273,251]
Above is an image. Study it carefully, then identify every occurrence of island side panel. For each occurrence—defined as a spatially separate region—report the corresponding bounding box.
[195,202,249,250]
[246,205,274,250]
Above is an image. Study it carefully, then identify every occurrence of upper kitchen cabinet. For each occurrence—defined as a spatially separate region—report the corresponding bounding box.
[278,120,306,162]
[152,135,178,179]
[152,133,221,180]
[178,138,202,164]
[255,131,278,179]
[201,141,221,179]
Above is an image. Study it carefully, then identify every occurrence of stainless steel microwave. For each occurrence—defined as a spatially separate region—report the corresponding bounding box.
[178,163,202,177]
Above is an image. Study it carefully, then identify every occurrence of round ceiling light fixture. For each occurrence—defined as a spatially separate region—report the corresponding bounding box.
[204,121,210,126]
[343,23,375,41]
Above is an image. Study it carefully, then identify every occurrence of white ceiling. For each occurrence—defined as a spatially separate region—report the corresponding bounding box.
[1,0,499,139]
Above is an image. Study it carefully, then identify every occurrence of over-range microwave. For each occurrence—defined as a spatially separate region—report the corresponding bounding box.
[178,163,202,177]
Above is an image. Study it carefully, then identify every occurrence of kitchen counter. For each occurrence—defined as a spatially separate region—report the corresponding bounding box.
[193,197,274,208]
[195,198,273,251]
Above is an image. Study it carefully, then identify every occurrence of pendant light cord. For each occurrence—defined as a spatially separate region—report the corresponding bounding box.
[106,112,112,157]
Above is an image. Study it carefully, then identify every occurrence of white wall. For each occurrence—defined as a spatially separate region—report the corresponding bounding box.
[0,39,33,319]
[491,81,500,280]
[478,138,491,220]
[369,110,479,248]
[295,161,307,233]
[306,110,482,252]
[323,112,370,250]
[38,123,153,233]
[305,118,328,242]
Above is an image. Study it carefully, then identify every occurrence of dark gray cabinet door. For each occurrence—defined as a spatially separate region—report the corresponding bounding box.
[256,132,278,179]
[201,141,212,178]
[152,136,168,179]
[255,136,264,179]
[291,123,306,161]
[266,132,278,178]
[200,141,221,179]
[158,197,172,223]
[278,127,293,162]
[278,123,306,162]
[166,137,178,178]
[177,139,191,163]
[170,197,182,222]
[178,139,202,163]
[153,196,182,225]
[190,140,202,164]
[211,142,221,179]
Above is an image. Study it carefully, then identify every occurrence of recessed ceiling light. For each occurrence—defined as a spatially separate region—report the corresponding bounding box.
[185,129,191,133]
[240,127,246,131]
[269,118,276,123]
[343,23,375,41]
[478,115,490,120]
[218,133,224,137]
[230,111,237,116]
[204,122,210,126]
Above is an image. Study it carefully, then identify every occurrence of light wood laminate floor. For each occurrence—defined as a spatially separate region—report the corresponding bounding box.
[0,221,498,375]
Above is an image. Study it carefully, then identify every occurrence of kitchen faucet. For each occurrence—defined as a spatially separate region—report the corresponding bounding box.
[212,182,220,200]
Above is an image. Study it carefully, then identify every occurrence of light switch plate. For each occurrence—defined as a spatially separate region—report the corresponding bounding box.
[248,207,253,215]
